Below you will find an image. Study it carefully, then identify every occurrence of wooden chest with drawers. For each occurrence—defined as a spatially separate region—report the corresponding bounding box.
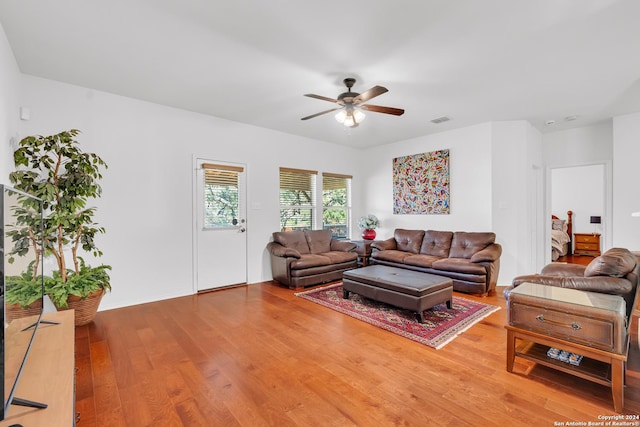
[574,232,601,257]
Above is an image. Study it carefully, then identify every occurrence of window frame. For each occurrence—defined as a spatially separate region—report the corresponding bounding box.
[279,167,317,232]
[322,172,352,239]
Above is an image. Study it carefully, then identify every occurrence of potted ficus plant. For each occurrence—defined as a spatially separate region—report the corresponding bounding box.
[9,129,111,326]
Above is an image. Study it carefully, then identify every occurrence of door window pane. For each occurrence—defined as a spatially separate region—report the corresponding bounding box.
[203,164,243,228]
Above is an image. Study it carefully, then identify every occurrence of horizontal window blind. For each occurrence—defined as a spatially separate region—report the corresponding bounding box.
[279,167,317,232]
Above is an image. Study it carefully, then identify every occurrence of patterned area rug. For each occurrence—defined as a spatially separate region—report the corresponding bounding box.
[296,283,500,349]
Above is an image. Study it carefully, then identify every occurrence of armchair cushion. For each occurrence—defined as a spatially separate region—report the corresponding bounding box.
[541,263,586,277]
[371,238,397,251]
[266,242,301,259]
[470,243,502,263]
[304,229,332,254]
[273,231,310,254]
[330,239,357,252]
[512,274,634,297]
[394,229,425,253]
[420,230,453,257]
[449,232,496,259]
[584,248,637,278]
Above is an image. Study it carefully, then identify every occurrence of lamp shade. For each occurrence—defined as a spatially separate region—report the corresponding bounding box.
[590,216,601,224]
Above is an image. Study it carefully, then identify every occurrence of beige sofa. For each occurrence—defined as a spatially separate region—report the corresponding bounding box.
[267,229,357,289]
[370,229,502,295]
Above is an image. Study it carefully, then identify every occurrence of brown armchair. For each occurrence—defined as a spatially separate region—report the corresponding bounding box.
[505,248,640,319]
[267,229,357,289]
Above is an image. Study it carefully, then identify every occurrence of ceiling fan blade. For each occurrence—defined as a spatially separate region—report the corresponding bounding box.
[304,94,338,104]
[353,86,388,104]
[360,104,405,116]
[301,108,341,120]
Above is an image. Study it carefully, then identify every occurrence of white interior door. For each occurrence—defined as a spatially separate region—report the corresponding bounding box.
[195,159,247,291]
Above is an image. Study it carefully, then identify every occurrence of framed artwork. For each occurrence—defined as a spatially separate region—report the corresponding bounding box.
[393,149,450,214]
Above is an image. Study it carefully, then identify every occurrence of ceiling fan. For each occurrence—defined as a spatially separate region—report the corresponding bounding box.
[301,78,404,128]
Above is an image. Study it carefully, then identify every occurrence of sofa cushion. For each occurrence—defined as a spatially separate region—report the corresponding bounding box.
[371,249,414,264]
[323,251,358,264]
[431,258,487,275]
[404,254,444,268]
[304,229,332,254]
[273,231,310,254]
[394,229,425,253]
[449,232,496,259]
[420,230,453,257]
[585,248,637,278]
[290,254,332,270]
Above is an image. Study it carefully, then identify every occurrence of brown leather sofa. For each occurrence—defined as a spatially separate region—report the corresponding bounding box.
[505,247,640,319]
[370,229,502,295]
[267,229,358,289]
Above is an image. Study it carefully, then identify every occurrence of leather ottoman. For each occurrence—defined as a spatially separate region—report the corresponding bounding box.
[342,265,453,323]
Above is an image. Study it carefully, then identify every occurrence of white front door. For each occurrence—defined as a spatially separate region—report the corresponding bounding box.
[194,158,247,291]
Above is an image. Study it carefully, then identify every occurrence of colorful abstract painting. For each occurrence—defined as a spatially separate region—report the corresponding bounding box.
[393,149,450,214]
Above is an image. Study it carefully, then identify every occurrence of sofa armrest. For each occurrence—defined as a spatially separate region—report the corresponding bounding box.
[371,238,397,251]
[541,263,586,277]
[511,274,634,297]
[266,242,301,259]
[330,239,357,252]
[470,243,502,263]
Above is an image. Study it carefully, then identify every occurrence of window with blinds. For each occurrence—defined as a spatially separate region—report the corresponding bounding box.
[322,173,352,239]
[203,163,244,228]
[279,167,317,232]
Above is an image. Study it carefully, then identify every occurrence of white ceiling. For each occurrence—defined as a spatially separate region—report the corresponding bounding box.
[1,0,639,148]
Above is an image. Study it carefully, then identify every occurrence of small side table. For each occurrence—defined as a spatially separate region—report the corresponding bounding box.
[506,282,628,412]
[351,239,378,267]
[573,233,601,257]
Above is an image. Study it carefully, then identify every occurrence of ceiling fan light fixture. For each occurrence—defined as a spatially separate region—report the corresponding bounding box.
[336,107,365,128]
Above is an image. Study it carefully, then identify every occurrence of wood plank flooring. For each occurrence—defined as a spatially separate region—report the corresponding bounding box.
[74,282,640,426]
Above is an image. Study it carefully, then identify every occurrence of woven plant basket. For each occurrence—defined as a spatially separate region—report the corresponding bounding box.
[6,298,44,323]
[54,288,104,326]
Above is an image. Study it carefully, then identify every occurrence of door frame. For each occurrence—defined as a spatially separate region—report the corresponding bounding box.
[545,160,612,264]
[191,155,248,293]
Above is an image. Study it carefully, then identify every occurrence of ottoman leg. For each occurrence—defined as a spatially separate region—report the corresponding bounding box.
[343,289,350,299]
[446,299,452,309]
[416,311,425,323]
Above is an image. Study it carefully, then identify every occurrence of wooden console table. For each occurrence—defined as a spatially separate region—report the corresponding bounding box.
[506,283,628,412]
[1,310,75,427]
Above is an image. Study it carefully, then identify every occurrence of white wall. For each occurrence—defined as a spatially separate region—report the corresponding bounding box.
[542,121,613,166]
[360,123,493,236]
[542,122,614,251]
[0,23,20,182]
[19,75,362,310]
[613,112,640,249]
[491,121,543,281]
[359,122,539,285]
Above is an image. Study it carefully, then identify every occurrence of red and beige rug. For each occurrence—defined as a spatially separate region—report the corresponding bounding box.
[296,283,500,349]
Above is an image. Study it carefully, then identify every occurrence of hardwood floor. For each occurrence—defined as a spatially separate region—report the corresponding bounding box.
[74,282,640,426]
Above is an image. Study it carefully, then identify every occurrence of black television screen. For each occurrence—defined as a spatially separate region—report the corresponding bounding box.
[1,184,46,419]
